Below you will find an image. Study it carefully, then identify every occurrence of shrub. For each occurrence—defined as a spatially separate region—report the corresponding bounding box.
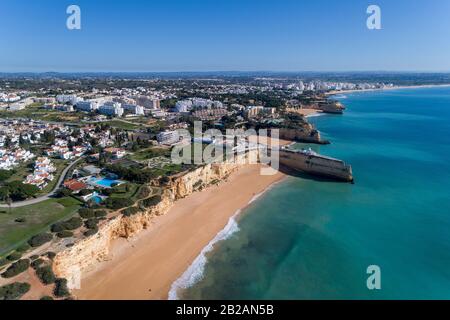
[78,208,95,219]
[57,231,74,238]
[1,259,30,278]
[123,207,140,217]
[40,295,54,300]
[84,219,99,230]
[46,252,56,260]
[31,258,45,270]
[61,217,82,231]
[28,233,53,247]
[94,210,108,218]
[30,255,40,261]
[57,188,72,198]
[141,195,162,208]
[79,189,93,196]
[51,222,65,233]
[137,185,152,199]
[52,217,83,232]
[0,282,31,300]
[102,188,114,196]
[16,244,31,253]
[6,252,22,261]
[14,217,26,223]
[36,266,56,285]
[0,258,8,267]
[83,228,98,237]
[105,198,133,210]
[54,278,70,297]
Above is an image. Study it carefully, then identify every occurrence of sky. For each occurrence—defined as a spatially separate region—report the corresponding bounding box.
[0,0,449,72]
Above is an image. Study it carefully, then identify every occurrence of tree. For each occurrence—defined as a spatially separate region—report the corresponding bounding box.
[0,282,31,300]
[36,266,56,285]
[56,188,72,198]
[1,259,30,278]
[0,169,14,182]
[28,233,53,247]
[54,278,70,298]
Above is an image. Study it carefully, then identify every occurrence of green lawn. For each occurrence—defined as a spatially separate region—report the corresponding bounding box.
[128,147,171,162]
[103,120,143,130]
[109,183,140,201]
[0,197,82,256]
[0,106,82,123]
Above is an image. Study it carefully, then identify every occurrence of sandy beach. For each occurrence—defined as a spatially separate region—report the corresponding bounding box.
[74,164,285,300]
[285,107,323,117]
[325,84,450,96]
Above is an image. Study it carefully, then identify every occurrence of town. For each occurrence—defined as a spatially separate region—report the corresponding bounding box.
[0,73,418,300]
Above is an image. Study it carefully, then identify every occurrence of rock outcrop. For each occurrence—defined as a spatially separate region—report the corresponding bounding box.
[278,124,329,144]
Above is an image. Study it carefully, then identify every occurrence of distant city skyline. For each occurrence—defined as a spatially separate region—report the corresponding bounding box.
[1,0,450,72]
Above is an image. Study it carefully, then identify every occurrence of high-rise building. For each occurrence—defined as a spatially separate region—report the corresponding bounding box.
[123,104,145,116]
[98,102,124,117]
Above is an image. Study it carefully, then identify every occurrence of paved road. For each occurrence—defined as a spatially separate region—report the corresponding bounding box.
[0,157,84,208]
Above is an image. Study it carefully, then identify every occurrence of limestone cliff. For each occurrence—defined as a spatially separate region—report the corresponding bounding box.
[278,124,329,144]
[52,151,256,286]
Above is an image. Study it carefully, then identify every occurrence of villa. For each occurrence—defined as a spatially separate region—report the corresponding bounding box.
[63,179,88,193]
[24,157,56,189]
[104,147,126,159]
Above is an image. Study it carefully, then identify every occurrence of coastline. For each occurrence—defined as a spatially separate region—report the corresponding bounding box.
[74,164,286,300]
[325,83,450,96]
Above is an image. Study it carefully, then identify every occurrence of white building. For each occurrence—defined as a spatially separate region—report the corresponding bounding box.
[157,131,180,145]
[175,100,193,113]
[98,102,124,117]
[76,101,99,112]
[57,95,82,105]
[123,104,145,116]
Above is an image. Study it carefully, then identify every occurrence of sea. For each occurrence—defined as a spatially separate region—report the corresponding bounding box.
[172,86,450,300]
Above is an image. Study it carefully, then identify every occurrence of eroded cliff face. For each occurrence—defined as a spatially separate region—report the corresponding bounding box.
[279,125,328,144]
[52,151,256,287]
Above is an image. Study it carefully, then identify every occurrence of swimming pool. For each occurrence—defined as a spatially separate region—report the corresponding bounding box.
[91,195,103,204]
[88,177,123,188]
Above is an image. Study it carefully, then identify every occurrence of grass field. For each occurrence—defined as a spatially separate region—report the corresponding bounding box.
[109,183,140,201]
[103,120,144,130]
[128,147,171,162]
[0,106,82,123]
[0,197,82,256]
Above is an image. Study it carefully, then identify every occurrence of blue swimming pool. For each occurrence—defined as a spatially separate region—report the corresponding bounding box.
[91,196,103,204]
[89,177,123,188]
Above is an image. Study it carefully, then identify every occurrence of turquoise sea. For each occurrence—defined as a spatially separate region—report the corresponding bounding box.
[178,86,450,299]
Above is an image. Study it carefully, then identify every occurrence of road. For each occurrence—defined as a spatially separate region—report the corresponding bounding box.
[0,157,84,208]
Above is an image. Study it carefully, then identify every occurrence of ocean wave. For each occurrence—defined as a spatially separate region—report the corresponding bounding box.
[168,210,241,300]
[305,113,326,118]
[168,180,285,300]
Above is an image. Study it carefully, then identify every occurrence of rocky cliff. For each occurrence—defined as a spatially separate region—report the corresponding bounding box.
[52,151,256,287]
[278,124,329,144]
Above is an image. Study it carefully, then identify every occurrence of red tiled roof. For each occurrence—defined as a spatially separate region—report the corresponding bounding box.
[63,179,88,191]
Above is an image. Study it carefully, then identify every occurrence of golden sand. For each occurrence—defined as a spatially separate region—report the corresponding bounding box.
[75,164,285,300]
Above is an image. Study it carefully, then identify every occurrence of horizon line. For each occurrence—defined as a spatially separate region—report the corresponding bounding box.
[1,70,450,75]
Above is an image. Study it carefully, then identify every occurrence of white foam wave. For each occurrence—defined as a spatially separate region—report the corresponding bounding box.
[305,113,326,118]
[168,210,241,300]
[167,179,285,300]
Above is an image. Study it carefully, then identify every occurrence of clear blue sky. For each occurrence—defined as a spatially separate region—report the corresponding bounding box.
[1,0,449,72]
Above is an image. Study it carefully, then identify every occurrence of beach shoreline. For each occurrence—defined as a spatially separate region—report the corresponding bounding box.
[74,164,286,300]
[325,83,450,96]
